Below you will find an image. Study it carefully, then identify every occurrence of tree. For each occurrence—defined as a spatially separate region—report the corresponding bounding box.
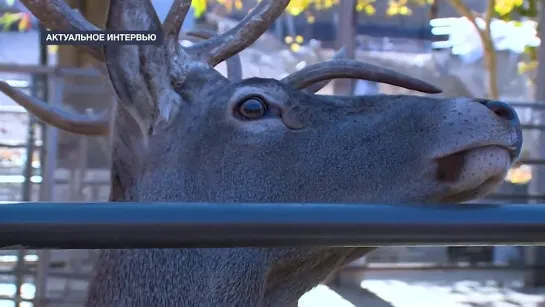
[200,0,538,99]
[448,0,539,100]
[196,0,434,19]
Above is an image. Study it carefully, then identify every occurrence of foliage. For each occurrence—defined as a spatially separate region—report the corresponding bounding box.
[193,0,208,18]
[491,1,540,81]
[494,0,538,19]
[492,1,539,84]
[194,0,436,20]
[195,0,435,51]
[194,0,540,96]
[448,0,540,99]
[0,12,31,32]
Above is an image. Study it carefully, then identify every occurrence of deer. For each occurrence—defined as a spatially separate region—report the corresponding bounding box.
[0,0,523,306]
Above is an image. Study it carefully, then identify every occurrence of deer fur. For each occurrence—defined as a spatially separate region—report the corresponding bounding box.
[0,0,523,306]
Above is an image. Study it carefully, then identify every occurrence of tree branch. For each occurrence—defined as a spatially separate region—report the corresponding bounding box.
[448,0,499,99]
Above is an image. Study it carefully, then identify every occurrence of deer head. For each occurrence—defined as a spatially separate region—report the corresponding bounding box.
[0,0,523,306]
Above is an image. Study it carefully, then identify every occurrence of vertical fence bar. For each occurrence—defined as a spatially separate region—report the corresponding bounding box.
[14,72,41,307]
[525,1,545,287]
[34,74,63,307]
[333,0,356,95]
[76,136,88,201]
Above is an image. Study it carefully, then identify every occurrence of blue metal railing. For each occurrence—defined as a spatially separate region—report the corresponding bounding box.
[1,202,545,249]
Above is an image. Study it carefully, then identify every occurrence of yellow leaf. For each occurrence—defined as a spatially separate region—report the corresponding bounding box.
[193,0,206,18]
[0,13,22,31]
[505,165,532,184]
[517,60,538,75]
[386,6,398,16]
[47,45,59,55]
[286,0,311,16]
[18,14,30,31]
[399,6,410,15]
[290,43,301,52]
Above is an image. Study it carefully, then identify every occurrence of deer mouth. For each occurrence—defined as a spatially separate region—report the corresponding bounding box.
[434,144,516,202]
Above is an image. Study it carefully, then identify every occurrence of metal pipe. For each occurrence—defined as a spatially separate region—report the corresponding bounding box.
[0,203,545,249]
[38,77,62,202]
[14,63,43,307]
[334,0,356,95]
[76,136,88,201]
[34,74,62,307]
[524,0,545,288]
[0,64,101,77]
[521,124,545,130]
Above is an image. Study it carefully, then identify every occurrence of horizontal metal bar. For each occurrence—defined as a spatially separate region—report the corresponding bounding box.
[1,202,545,249]
[0,268,91,280]
[521,124,545,130]
[507,101,545,109]
[519,159,545,165]
[0,143,42,149]
[0,64,101,77]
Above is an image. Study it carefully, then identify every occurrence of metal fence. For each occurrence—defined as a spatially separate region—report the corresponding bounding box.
[1,63,545,306]
[0,64,111,306]
[2,202,545,248]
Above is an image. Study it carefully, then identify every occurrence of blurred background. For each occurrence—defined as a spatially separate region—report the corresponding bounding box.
[0,0,545,306]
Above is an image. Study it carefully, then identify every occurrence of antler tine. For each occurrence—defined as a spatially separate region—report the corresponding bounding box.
[187,0,291,67]
[162,0,192,42]
[0,81,110,136]
[303,46,347,94]
[184,29,243,81]
[20,0,104,60]
[282,59,442,94]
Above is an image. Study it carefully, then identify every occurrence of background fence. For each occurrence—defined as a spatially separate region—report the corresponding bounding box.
[0,21,543,307]
[0,64,110,306]
[0,63,543,306]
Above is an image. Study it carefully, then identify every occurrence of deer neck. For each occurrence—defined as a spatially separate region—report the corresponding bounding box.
[86,143,373,306]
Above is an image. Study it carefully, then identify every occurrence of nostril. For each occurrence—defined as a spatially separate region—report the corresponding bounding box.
[490,106,513,120]
[483,101,517,121]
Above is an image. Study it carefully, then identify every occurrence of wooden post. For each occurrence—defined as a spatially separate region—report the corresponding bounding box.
[333,0,357,95]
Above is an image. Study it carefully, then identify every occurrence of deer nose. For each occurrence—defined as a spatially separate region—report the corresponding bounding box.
[483,100,518,123]
[481,100,522,158]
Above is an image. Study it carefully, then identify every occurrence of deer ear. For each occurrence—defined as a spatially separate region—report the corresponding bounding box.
[104,0,181,130]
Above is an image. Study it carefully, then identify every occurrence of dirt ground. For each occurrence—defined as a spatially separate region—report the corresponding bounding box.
[329,267,545,307]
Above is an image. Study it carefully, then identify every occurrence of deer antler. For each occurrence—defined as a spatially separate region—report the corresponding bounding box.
[303,47,347,94]
[21,0,104,60]
[0,81,110,135]
[3,0,442,137]
[188,0,439,94]
[163,0,192,42]
[184,29,242,81]
[187,0,291,66]
[282,59,442,94]
[0,28,240,137]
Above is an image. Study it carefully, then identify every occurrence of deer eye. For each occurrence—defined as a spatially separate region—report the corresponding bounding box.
[236,97,268,120]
